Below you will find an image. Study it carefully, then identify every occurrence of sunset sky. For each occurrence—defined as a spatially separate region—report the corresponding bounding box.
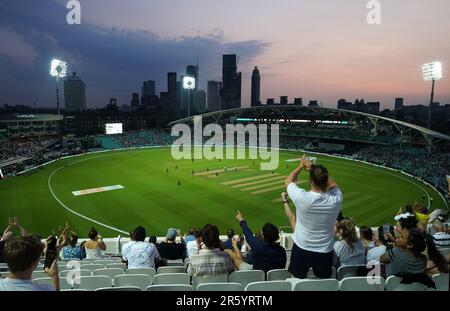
[0,0,449,110]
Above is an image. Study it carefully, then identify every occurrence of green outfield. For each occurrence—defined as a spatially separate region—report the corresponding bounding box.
[0,147,446,237]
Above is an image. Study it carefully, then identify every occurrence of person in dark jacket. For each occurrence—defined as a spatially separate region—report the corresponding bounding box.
[235,211,286,274]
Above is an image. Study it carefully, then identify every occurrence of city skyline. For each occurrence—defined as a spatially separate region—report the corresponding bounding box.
[0,0,449,110]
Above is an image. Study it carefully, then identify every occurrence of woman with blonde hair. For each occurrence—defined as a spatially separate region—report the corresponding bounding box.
[333,219,366,267]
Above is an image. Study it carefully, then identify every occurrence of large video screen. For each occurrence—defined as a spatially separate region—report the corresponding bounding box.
[105,123,123,135]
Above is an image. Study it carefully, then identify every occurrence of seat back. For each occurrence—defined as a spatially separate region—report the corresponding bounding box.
[152,273,191,285]
[245,281,291,291]
[80,264,105,272]
[114,274,152,290]
[385,276,427,291]
[73,276,113,291]
[337,265,368,281]
[191,274,228,289]
[95,286,141,291]
[431,273,449,291]
[267,269,292,281]
[197,282,244,291]
[307,267,337,279]
[293,279,339,291]
[125,268,156,278]
[146,284,193,291]
[106,263,126,270]
[157,266,186,274]
[340,277,385,291]
[229,270,265,287]
[92,268,124,278]
[60,269,92,278]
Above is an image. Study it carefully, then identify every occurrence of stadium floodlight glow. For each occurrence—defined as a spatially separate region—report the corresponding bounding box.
[50,59,68,78]
[50,59,68,115]
[422,61,443,130]
[183,76,196,117]
[183,76,196,90]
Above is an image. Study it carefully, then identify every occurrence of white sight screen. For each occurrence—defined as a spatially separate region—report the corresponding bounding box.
[105,123,123,135]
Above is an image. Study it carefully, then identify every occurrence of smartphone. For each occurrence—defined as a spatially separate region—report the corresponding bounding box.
[383,224,390,235]
[308,157,317,164]
[44,236,57,270]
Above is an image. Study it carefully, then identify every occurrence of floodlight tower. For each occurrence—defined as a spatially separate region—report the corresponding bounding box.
[50,59,68,115]
[183,76,196,117]
[422,61,442,129]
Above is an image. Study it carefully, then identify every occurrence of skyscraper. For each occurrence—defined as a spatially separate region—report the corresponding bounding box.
[207,81,222,112]
[142,80,156,97]
[251,66,260,106]
[168,72,177,96]
[395,98,404,111]
[186,64,199,90]
[131,93,140,107]
[220,54,241,110]
[294,98,303,105]
[64,72,86,112]
[280,96,288,105]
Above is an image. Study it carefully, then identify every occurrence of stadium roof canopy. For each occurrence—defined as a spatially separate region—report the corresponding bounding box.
[169,105,450,147]
[0,114,64,122]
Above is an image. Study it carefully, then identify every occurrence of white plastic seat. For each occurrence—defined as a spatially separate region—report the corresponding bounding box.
[59,269,92,278]
[114,274,153,290]
[80,264,105,272]
[337,265,368,280]
[293,279,339,291]
[73,276,113,291]
[153,273,190,285]
[245,281,291,291]
[167,259,185,266]
[197,282,243,291]
[146,284,193,291]
[31,271,49,279]
[192,274,228,288]
[229,270,265,287]
[431,273,449,291]
[385,276,427,291]
[95,286,141,291]
[33,277,72,290]
[340,276,385,291]
[307,267,337,279]
[92,268,124,279]
[125,268,156,278]
[267,269,292,281]
[93,260,115,265]
[106,263,126,270]
[157,266,186,274]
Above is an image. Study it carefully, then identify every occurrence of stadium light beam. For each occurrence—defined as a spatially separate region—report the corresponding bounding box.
[50,59,68,115]
[422,61,442,130]
[183,76,196,117]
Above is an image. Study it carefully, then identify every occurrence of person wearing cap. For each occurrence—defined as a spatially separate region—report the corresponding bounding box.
[158,228,186,261]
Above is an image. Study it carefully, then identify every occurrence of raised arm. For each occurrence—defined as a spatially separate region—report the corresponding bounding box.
[285,165,304,187]
[281,192,296,231]
[327,176,338,191]
[13,217,28,237]
[236,211,263,252]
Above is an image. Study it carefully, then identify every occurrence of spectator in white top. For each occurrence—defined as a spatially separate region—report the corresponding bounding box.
[359,226,376,251]
[0,236,59,291]
[186,228,202,258]
[432,220,450,248]
[333,219,366,267]
[285,155,342,278]
[121,230,136,264]
[122,226,160,269]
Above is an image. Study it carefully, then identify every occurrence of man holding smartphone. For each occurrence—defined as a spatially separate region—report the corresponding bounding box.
[284,155,342,279]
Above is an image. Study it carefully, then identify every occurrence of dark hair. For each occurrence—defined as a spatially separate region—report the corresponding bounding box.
[129,231,135,240]
[403,204,414,214]
[309,165,329,192]
[262,223,279,244]
[398,215,418,230]
[5,236,44,272]
[188,228,195,236]
[46,236,57,250]
[70,234,78,246]
[193,228,202,239]
[226,229,234,239]
[359,226,373,241]
[336,211,345,222]
[408,228,448,273]
[202,224,220,248]
[149,236,157,244]
[134,226,146,242]
[88,228,98,240]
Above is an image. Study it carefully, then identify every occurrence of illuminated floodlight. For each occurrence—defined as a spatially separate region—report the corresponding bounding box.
[183,76,196,90]
[50,59,68,78]
[422,61,442,81]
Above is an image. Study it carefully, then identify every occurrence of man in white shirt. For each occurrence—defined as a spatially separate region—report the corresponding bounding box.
[432,220,450,248]
[186,228,202,258]
[122,226,160,269]
[284,155,342,278]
